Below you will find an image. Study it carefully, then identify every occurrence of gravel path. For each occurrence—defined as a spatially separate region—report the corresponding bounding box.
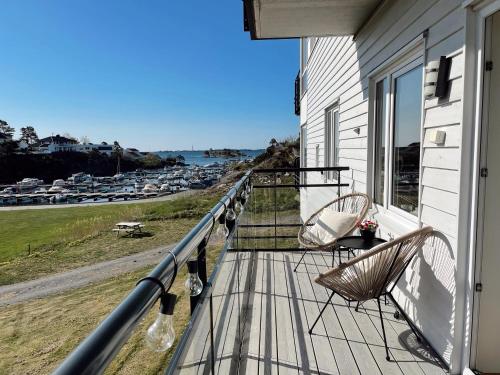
[0,244,176,307]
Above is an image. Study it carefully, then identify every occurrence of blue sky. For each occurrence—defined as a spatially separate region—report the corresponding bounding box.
[0,0,298,151]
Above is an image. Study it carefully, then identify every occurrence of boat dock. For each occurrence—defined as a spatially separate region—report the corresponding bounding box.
[0,191,165,206]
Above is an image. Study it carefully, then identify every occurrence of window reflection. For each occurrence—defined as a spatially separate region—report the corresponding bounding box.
[392,65,422,215]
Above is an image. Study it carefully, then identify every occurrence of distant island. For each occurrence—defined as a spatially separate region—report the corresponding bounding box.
[203,148,245,158]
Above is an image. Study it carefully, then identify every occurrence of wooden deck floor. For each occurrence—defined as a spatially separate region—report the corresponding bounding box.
[175,250,448,375]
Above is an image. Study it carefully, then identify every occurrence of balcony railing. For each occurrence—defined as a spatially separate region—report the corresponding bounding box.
[54,166,447,374]
[52,167,346,374]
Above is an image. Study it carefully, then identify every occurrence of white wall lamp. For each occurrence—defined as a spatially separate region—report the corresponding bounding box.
[424,56,451,99]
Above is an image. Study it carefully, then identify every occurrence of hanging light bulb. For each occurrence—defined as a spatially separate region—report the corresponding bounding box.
[145,293,177,352]
[235,197,244,212]
[245,183,252,195]
[185,260,203,296]
[215,215,229,240]
[225,205,237,222]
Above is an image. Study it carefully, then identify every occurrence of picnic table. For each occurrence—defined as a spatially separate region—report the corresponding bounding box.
[113,222,145,237]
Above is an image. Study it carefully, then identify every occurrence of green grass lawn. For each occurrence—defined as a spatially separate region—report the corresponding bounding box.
[0,192,220,285]
[0,241,224,375]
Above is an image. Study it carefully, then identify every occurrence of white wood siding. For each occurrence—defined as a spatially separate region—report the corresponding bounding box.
[300,0,465,371]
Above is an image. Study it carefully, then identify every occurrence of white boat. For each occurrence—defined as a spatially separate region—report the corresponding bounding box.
[18,178,44,187]
[142,184,158,193]
[134,181,144,192]
[34,187,48,194]
[52,179,66,187]
[1,187,15,194]
[48,186,65,193]
[159,183,171,192]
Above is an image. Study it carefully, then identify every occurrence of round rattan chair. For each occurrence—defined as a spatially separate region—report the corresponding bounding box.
[294,192,370,272]
[309,226,434,361]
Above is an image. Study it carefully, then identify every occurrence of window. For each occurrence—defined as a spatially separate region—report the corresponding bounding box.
[373,58,423,218]
[325,104,339,180]
[300,125,307,168]
[300,125,307,184]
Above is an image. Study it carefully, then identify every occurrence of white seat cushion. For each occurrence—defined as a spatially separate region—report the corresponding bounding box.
[303,210,358,245]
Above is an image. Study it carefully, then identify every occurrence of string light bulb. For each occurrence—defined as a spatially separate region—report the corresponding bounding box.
[145,293,177,352]
[235,197,244,212]
[225,205,236,222]
[215,214,229,240]
[185,260,203,296]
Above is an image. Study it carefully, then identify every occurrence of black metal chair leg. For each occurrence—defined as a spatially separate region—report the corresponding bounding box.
[377,298,391,361]
[294,250,308,272]
[309,292,335,334]
[355,301,360,312]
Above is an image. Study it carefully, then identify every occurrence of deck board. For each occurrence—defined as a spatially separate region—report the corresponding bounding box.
[174,249,447,375]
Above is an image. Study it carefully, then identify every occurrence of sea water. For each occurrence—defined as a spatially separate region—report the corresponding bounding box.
[155,149,264,166]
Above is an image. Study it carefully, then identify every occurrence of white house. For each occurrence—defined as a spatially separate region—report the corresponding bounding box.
[245,0,500,374]
[36,136,115,156]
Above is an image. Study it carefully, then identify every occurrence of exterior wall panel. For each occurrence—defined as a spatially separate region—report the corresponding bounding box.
[300,0,466,370]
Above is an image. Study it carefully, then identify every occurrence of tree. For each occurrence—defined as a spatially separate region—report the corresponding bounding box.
[80,136,91,144]
[0,120,14,137]
[0,140,19,156]
[142,153,162,169]
[112,141,124,174]
[20,126,39,148]
[269,138,278,147]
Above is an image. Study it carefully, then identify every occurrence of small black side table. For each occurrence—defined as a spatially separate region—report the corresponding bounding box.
[335,235,386,265]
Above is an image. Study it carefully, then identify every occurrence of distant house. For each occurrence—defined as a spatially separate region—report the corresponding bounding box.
[35,136,115,156]
[37,135,78,153]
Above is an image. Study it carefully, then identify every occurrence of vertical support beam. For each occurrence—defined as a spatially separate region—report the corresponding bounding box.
[274,172,277,251]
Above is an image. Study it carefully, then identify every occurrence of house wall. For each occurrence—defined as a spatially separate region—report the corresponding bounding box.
[299,0,466,371]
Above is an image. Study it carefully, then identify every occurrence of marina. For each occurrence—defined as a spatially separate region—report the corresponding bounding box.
[0,163,229,207]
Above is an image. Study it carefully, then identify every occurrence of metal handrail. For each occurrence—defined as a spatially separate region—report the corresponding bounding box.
[53,170,252,375]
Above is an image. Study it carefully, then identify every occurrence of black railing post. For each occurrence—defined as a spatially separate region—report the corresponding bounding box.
[197,238,208,286]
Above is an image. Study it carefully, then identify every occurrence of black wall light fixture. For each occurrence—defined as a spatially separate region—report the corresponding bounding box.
[435,56,451,99]
[424,56,451,99]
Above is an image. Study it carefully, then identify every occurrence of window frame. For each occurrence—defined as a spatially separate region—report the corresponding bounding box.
[300,124,308,184]
[300,37,319,97]
[324,102,340,181]
[371,53,425,224]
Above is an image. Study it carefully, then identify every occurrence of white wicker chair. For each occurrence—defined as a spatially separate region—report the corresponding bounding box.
[294,192,370,272]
